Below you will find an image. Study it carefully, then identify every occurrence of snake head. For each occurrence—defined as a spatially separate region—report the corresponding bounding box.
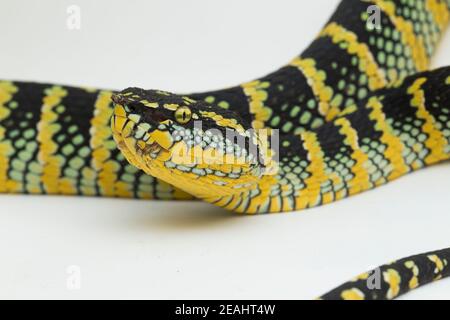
[111,88,271,199]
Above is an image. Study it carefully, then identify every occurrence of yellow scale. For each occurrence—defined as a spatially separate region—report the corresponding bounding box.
[0,81,20,193]
[36,86,73,194]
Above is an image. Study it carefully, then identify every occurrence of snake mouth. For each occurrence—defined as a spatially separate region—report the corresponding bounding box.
[138,140,165,161]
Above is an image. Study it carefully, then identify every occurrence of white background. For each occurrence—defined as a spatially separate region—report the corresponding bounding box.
[0,0,449,299]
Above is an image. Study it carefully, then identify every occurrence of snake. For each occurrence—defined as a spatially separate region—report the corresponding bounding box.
[1,0,450,300]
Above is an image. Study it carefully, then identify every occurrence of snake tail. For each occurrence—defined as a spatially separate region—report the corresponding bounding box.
[320,247,450,300]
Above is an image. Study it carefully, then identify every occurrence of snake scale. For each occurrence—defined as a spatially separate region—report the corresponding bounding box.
[1,0,450,300]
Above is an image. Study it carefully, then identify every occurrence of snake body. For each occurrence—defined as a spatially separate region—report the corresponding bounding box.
[1,0,450,300]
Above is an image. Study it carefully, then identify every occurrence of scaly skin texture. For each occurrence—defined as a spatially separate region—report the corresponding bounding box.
[1,0,450,300]
[0,82,192,199]
[2,0,448,199]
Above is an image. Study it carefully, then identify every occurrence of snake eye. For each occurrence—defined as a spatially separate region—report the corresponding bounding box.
[174,107,192,124]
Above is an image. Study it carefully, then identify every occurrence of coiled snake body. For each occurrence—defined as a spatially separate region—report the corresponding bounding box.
[1,0,450,300]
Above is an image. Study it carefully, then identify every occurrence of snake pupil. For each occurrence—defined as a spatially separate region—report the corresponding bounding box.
[175,107,192,124]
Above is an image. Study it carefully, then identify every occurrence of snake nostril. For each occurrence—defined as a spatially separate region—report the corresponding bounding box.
[111,94,125,105]
[128,104,137,112]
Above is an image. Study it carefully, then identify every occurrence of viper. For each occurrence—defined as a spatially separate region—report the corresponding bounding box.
[1,0,450,300]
